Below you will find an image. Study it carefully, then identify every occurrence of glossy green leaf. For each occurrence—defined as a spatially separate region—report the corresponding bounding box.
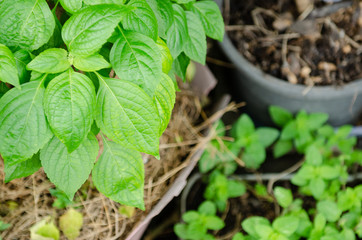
[274,187,293,208]
[4,152,41,182]
[317,200,341,222]
[27,48,71,74]
[256,127,279,148]
[154,74,176,136]
[166,4,188,58]
[93,137,145,209]
[110,30,162,97]
[309,177,326,199]
[190,0,224,41]
[44,70,96,153]
[59,0,82,14]
[14,49,32,84]
[231,114,255,139]
[242,217,270,237]
[0,44,20,88]
[83,0,125,5]
[243,143,266,169]
[41,134,99,200]
[182,211,199,223]
[146,0,173,37]
[319,165,340,180]
[122,0,158,40]
[307,113,329,130]
[305,145,323,166]
[73,53,111,72]
[227,180,246,198]
[95,74,160,156]
[269,106,293,127]
[0,0,55,50]
[273,216,299,236]
[157,38,173,73]
[184,11,206,64]
[172,52,190,81]
[273,139,293,158]
[0,80,52,165]
[198,201,216,215]
[172,0,196,3]
[205,216,225,230]
[62,4,129,56]
[280,121,297,140]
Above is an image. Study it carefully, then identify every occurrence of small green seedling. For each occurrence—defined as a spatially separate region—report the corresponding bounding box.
[204,170,246,211]
[231,114,279,169]
[174,201,225,240]
[269,106,328,156]
[291,145,344,199]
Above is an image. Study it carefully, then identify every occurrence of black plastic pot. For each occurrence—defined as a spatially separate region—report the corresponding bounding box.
[215,0,362,126]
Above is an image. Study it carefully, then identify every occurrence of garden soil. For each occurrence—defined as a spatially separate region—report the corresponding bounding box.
[225,0,362,86]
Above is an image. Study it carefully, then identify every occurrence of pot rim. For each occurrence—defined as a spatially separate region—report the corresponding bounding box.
[217,0,362,99]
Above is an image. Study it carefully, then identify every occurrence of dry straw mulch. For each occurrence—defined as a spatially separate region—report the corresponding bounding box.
[0,84,204,240]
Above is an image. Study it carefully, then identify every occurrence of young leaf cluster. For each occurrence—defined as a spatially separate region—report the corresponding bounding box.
[0,0,224,210]
[177,107,362,240]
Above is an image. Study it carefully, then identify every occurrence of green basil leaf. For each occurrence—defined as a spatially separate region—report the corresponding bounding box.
[198,201,216,215]
[272,216,299,236]
[157,38,173,74]
[231,114,255,139]
[155,0,174,35]
[0,80,52,165]
[166,4,188,58]
[62,4,130,56]
[172,0,196,3]
[41,134,99,200]
[182,211,199,223]
[44,70,96,153]
[27,48,71,74]
[319,165,340,180]
[242,217,270,237]
[273,139,293,158]
[92,137,145,210]
[0,0,55,51]
[0,44,20,88]
[256,127,279,148]
[204,216,225,230]
[73,53,111,72]
[317,200,341,222]
[172,52,190,81]
[184,11,207,64]
[123,0,158,40]
[280,121,297,140]
[95,74,160,157]
[4,152,41,182]
[190,0,224,41]
[274,187,293,208]
[305,145,323,166]
[307,113,329,130]
[227,180,246,198]
[59,0,82,14]
[154,73,176,136]
[83,0,125,5]
[110,30,162,97]
[269,105,293,127]
[14,49,32,84]
[243,143,266,169]
[309,177,326,199]
[146,0,173,37]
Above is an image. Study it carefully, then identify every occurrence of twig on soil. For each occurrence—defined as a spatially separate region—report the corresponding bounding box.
[267,159,305,194]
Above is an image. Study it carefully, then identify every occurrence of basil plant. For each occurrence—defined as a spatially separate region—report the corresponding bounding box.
[0,0,224,209]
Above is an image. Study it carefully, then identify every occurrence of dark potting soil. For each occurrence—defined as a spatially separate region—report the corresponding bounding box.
[225,0,362,86]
